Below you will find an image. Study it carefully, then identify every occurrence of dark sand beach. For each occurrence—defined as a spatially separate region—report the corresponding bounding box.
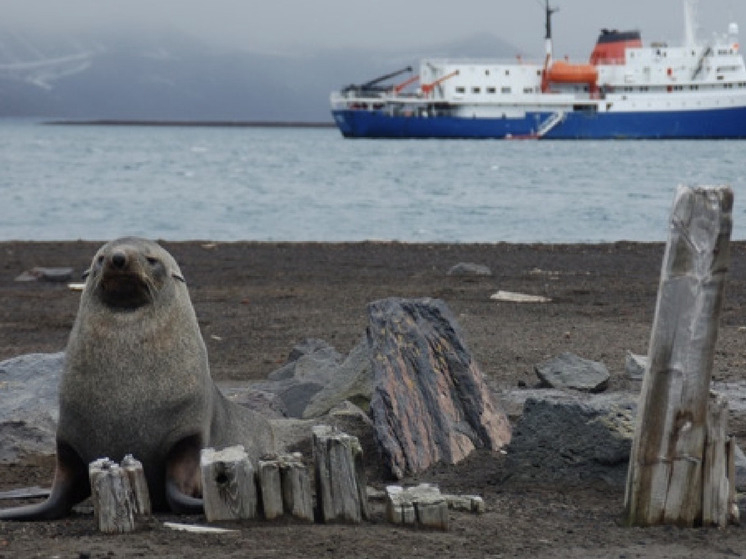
[2,240,746,558]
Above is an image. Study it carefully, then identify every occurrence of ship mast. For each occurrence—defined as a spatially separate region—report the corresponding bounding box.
[683,0,698,47]
[544,0,559,62]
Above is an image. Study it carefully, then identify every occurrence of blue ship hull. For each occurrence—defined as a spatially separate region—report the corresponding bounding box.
[332,105,746,139]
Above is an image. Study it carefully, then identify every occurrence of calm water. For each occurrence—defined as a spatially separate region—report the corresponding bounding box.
[2,118,745,243]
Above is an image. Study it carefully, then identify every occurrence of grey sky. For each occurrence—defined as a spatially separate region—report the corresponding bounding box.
[5,0,746,59]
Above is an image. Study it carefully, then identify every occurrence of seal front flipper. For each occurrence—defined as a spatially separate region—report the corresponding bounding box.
[0,443,89,521]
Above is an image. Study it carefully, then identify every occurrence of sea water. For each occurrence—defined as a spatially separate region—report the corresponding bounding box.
[1,118,745,243]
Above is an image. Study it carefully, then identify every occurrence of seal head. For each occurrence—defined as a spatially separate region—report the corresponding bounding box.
[84,237,185,310]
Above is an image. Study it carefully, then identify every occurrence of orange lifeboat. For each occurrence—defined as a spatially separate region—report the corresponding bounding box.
[547,61,598,84]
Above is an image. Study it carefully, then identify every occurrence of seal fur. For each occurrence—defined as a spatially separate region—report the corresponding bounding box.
[0,237,275,519]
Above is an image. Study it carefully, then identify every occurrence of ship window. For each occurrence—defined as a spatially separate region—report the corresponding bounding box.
[505,70,510,76]
[487,87,497,94]
[524,87,533,93]
[501,86,511,93]
[455,87,466,94]
[472,87,481,93]
[536,70,541,76]
[485,70,490,76]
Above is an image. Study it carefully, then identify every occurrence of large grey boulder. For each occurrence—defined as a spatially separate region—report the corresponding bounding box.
[0,353,64,462]
[367,297,512,479]
[252,338,343,418]
[503,389,636,486]
[302,337,373,419]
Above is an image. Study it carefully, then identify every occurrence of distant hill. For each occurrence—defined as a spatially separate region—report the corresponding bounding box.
[0,26,522,122]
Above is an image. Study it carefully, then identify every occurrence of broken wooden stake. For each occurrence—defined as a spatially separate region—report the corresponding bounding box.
[625,185,737,527]
[89,458,136,534]
[385,484,450,531]
[258,458,283,520]
[312,425,369,523]
[258,453,314,522]
[200,445,258,522]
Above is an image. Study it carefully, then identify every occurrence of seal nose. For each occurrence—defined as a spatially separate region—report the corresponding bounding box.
[111,251,127,269]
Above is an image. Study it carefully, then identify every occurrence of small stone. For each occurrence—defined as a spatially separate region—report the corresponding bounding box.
[535,352,609,393]
[625,351,647,380]
[446,263,492,277]
[15,267,73,282]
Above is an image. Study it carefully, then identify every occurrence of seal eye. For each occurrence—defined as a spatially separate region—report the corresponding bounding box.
[146,257,159,266]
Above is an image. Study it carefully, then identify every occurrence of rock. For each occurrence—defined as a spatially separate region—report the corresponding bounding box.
[0,352,64,462]
[303,337,373,419]
[367,297,511,479]
[503,389,637,486]
[223,387,288,418]
[14,267,74,282]
[625,351,647,380]
[446,263,492,277]
[269,401,384,481]
[535,352,610,393]
[255,339,343,418]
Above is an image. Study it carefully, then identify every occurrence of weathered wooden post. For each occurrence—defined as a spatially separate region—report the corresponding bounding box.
[89,458,136,534]
[625,185,737,527]
[200,445,258,522]
[121,454,151,516]
[280,454,314,522]
[313,425,369,523]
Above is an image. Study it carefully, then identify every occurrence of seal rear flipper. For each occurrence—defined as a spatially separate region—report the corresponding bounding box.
[165,434,204,514]
[0,443,89,521]
[165,479,204,514]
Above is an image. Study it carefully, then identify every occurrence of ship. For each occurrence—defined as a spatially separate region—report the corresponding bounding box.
[329,0,746,139]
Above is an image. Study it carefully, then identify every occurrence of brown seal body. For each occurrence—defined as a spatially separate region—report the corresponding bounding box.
[0,237,274,519]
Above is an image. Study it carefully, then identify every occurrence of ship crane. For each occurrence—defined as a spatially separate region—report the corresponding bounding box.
[393,74,420,95]
[342,66,413,94]
[421,70,459,97]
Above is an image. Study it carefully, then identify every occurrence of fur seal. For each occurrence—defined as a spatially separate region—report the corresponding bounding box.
[0,237,275,520]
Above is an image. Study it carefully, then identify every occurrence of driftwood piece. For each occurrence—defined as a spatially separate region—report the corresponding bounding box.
[313,425,369,524]
[163,522,239,534]
[385,484,449,531]
[200,445,258,522]
[121,454,151,516]
[625,185,735,527]
[89,458,136,534]
[258,453,314,521]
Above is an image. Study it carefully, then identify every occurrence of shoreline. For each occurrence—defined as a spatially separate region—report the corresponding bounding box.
[43,119,337,128]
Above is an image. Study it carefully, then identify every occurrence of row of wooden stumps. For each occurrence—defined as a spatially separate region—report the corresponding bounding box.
[88,425,368,533]
[625,185,739,527]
